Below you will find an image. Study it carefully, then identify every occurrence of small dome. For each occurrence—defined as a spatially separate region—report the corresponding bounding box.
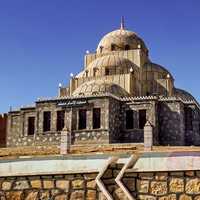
[87,54,137,70]
[97,28,147,54]
[174,88,196,101]
[72,80,130,97]
[143,62,174,80]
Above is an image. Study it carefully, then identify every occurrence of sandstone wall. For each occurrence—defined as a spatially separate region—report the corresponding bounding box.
[0,163,200,200]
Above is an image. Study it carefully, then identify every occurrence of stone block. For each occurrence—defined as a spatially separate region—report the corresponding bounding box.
[51,189,61,197]
[87,180,96,189]
[150,181,167,196]
[55,194,68,200]
[103,178,115,185]
[113,169,120,177]
[124,172,138,178]
[196,171,200,178]
[1,181,12,190]
[30,180,42,188]
[169,178,184,193]
[98,192,107,200]
[137,180,149,193]
[123,178,135,191]
[70,191,84,200]
[185,171,195,177]
[24,191,38,200]
[155,173,168,180]
[43,180,54,189]
[84,173,97,180]
[170,172,184,177]
[107,185,118,193]
[179,194,192,200]
[86,190,96,200]
[39,191,50,199]
[72,179,84,189]
[56,180,69,191]
[13,180,29,190]
[138,195,156,200]
[6,191,23,200]
[186,178,200,194]
[158,194,176,200]
[139,173,154,180]
[102,169,113,179]
[113,187,129,200]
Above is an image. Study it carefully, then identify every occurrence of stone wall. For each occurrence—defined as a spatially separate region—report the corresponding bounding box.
[185,104,200,146]
[0,163,120,200]
[0,163,200,200]
[6,96,200,147]
[158,101,185,146]
[119,99,158,144]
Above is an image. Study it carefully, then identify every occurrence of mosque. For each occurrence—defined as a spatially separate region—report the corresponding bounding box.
[6,19,200,147]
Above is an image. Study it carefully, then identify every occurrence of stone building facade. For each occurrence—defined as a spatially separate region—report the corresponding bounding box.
[6,20,200,147]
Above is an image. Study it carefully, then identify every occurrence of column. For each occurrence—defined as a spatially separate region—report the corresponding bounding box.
[144,121,153,151]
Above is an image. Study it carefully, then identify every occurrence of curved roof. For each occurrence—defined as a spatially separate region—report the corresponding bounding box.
[87,54,138,70]
[174,88,196,102]
[143,62,174,80]
[96,29,147,53]
[72,80,130,97]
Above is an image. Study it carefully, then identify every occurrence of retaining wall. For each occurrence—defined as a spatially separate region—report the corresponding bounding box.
[0,165,200,199]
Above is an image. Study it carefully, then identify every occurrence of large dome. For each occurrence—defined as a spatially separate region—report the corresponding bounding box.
[72,80,129,97]
[96,28,147,54]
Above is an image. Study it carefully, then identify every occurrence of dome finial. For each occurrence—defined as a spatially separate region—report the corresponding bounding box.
[120,16,125,30]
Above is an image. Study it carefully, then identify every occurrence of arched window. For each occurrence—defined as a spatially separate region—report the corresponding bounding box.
[105,68,110,76]
[99,46,103,53]
[85,70,88,77]
[111,44,115,51]
[125,44,130,50]
[93,69,97,77]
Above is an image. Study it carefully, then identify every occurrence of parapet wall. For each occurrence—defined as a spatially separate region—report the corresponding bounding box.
[0,165,200,199]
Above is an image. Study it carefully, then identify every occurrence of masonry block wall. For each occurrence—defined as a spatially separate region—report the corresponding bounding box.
[0,164,200,200]
[0,114,7,147]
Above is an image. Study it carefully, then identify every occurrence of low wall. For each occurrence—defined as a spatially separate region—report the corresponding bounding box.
[0,166,200,199]
[0,151,200,199]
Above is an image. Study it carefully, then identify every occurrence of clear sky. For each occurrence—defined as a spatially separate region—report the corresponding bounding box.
[0,0,200,113]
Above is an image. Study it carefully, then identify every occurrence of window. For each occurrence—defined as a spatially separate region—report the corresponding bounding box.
[185,107,193,131]
[105,68,110,76]
[78,109,87,130]
[125,45,130,50]
[28,117,35,135]
[93,69,97,77]
[139,110,146,129]
[57,110,65,131]
[85,70,88,77]
[93,108,101,129]
[126,110,134,129]
[43,111,51,132]
[99,46,103,53]
[111,44,115,51]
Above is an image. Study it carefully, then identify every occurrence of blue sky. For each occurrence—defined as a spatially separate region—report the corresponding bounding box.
[0,0,200,113]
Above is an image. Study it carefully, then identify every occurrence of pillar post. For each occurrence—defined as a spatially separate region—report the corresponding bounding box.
[60,126,71,155]
[144,121,153,151]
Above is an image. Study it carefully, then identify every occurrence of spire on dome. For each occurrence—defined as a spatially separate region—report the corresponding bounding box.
[120,16,125,30]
